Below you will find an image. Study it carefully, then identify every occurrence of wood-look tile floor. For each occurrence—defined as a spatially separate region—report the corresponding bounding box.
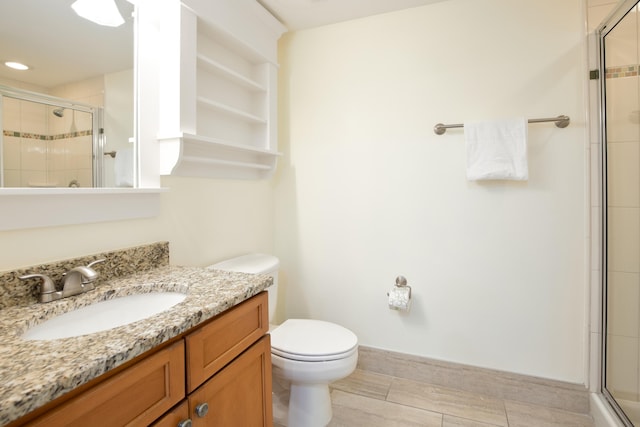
[276,368,595,427]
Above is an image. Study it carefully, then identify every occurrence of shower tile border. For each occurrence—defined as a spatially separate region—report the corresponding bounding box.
[606,64,639,79]
[357,345,590,415]
[3,129,93,141]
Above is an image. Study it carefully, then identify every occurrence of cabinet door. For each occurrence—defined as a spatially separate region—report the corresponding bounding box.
[27,341,185,427]
[185,292,268,392]
[189,335,273,427]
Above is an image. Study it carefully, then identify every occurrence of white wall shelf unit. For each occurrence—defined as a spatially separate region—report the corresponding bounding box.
[158,0,286,180]
[197,97,267,124]
[158,133,280,180]
[196,54,266,92]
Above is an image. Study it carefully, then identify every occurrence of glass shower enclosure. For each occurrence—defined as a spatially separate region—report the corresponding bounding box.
[601,1,640,425]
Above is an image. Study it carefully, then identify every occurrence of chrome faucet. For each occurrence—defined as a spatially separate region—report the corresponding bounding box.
[19,259,106,303]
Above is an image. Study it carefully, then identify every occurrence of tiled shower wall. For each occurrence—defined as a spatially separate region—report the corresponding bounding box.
[1,76,103,188]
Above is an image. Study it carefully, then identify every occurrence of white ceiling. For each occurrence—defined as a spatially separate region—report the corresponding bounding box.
[0,0,443,89]
[0,0,134,89]
[257,0,448,31]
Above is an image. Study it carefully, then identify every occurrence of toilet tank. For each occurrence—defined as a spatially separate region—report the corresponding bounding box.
[209,254,279,321]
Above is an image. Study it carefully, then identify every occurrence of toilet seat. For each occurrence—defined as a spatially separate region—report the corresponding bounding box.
[270,319,358,362]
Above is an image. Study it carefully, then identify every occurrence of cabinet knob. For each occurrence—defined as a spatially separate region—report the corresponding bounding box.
[195,402,209,418]
[177,420,192,427]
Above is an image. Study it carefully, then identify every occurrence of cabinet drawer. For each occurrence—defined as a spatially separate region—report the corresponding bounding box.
[27,341,185,427]
[185,292,268,392]
[151,401,190,427]
[189,335,273,427]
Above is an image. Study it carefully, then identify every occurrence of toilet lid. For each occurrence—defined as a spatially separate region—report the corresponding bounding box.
[270,319,358,362]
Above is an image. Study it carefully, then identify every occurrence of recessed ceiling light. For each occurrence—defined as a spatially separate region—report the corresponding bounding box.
[71,0,125,27]
[4,61,29,71]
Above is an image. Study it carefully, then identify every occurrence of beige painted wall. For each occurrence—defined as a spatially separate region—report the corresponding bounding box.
[1,0,591,385]
[0,175,274,270]
[274,0,588,383]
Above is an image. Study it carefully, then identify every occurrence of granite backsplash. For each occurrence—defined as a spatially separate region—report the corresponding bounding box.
[0,242,170,309]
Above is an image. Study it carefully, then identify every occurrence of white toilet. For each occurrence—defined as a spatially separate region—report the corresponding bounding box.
[210,254,358,427]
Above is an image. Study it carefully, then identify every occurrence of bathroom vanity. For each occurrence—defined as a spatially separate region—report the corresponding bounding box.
[18,293,271,427]
[0,243,273,426]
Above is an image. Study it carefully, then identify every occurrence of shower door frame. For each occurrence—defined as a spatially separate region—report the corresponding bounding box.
[599,0,640,425]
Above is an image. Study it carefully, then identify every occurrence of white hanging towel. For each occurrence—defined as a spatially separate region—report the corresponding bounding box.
[464,117,528,181]
[114,147,134,187]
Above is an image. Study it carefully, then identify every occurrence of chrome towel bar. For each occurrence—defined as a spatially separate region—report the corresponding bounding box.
[433,115,570,135]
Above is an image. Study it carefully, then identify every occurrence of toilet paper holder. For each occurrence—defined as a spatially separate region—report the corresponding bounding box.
[387,275,412,311]
[393,275,411,296]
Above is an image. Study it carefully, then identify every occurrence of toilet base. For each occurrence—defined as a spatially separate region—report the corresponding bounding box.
[287,383,332,427]
[272,378,333,427]
[270,327,358,426]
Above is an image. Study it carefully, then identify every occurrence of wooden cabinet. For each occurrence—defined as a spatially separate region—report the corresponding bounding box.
[15,292,271,427]
[188,336,272,426]
[186,290,268,392]
[27,341,185,427]
[185,291,271,426]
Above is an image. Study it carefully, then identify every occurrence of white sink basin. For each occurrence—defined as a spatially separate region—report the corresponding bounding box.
[23,292,187,341]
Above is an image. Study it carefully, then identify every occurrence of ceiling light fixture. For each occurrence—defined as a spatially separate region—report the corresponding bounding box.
[71,0,125,27]
[4,61,29,71]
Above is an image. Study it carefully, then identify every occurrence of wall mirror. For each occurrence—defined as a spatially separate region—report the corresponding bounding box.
[0,0,135,188]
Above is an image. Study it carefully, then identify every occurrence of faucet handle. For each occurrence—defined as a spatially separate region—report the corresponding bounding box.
[80,259,105,286]
[19,274,56,295]
[86,259,106,269]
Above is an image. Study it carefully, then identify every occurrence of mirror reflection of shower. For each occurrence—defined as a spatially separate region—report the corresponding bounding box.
[0,86,103,188]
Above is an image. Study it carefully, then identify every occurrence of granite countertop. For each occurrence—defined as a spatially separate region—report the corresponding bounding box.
[0,265,272,426]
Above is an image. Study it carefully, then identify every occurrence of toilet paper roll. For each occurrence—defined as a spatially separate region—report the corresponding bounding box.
[388,286,411,311]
